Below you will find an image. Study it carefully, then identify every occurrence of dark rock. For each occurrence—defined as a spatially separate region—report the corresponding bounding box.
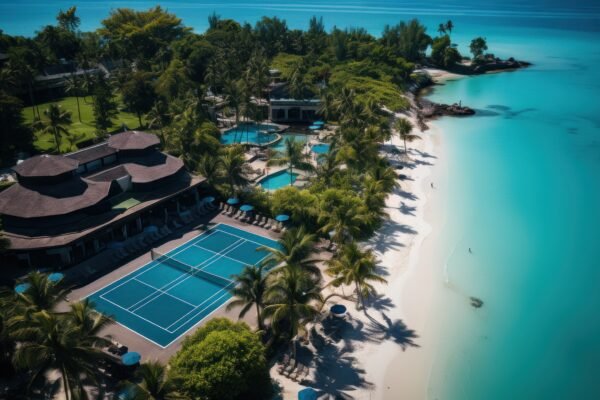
[470,297,484,308]
[418,98,475,119]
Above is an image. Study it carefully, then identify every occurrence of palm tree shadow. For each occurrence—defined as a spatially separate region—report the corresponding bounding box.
[398,201,417,216]
[366,312,420,350]
[365,293,395,312]
[395,188,418,201]
[368,226,405,254]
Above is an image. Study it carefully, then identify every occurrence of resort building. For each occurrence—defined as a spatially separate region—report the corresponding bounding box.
[268,82,321,123]
[0,131,206,269]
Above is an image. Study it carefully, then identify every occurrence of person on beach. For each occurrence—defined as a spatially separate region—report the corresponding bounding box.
[431,182,434,189]
[469,248,473,254]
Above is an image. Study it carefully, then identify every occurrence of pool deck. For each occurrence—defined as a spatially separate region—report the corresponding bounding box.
[61,214,284,363]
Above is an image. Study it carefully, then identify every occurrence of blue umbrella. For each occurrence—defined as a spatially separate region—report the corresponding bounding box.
[240,204,254,212]
[308,125,320,130]
[314,120,325,126]
[107,241,125,249]
[121,351,141,366]
[330,304,347,317]
[298,387,318,400]
[48,272,64,283]
[275,214,290,222]
[203,196,215,203]
[15,283,30,294]
[227,197,240,205]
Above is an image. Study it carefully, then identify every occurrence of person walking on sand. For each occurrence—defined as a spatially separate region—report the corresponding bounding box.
[469,247,473,254]
[431,182,434,189]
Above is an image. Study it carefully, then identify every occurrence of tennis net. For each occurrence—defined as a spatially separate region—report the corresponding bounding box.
[150,249,234,288]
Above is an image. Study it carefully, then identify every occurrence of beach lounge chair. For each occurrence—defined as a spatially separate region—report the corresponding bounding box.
[277,354,290,374]
[263,219,272,230]
[233,210,242,219]
[291,364,305,381]
[253,215,263,226]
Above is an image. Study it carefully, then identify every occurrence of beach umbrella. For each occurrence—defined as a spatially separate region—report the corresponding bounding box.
[48,272,64,283]
[202,195,215,203]
[121,351,141,366]
[227,197,240,205]
[330,304,347,318]
[314,120,325,126]
[275,214,290,222]
[240,204,254,212]
[14,283,31,294]
[308,125,320,131]
[298,387,318,400]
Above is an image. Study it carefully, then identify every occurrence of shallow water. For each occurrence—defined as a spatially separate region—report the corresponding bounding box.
[3,1,600,398]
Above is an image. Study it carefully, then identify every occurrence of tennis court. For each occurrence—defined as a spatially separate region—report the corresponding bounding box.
[87,224,279,347]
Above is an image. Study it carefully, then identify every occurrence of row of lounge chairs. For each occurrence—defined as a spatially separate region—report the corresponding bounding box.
[219,203,286,232]
[110,225,173,262]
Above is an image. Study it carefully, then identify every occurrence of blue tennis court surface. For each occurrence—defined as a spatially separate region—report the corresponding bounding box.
[87,224,279,347]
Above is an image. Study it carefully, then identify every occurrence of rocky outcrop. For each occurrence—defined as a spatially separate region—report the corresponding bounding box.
[418,98,475,118]
[449,57,531,75]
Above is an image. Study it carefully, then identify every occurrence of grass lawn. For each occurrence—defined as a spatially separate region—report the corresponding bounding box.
[23,96,145,153]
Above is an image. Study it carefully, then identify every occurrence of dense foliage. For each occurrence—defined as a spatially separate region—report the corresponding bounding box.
[169,318,272,400]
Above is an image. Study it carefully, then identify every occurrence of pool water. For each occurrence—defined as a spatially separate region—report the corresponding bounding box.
[269,133,308,152]
[311,143,330,154]
[220,123,279,145]
[259,169,298,190]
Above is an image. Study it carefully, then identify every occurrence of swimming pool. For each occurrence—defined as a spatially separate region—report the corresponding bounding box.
[269,133,308,153]
[220,123,279,145]
[87,224,279,347]
[311,143,330,154]
[259,169,299,190]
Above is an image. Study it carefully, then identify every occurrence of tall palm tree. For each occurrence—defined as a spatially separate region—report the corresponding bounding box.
[437,23,446,36]
[124,361,185,400]
[14,271,69,313]
[67,299,112,348]
[43,104,73,153]
[319,194,367,245]
[368,159,399,194]
[326,242,386,312]
[445,20,454,35]
[218,145,250,197]
[395,117,420,155]
[11,310,110,400]
[196,154,221,187]
[258,227,320,277]
[268,138,314,185]
[64,74,83,122]
[227,264,268,331]
[224,79,243,127]
[146,100,170,146]
[264,266,322,360]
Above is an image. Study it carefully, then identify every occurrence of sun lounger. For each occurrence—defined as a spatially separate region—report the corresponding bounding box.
[263,219,272,230]
[291,364,305,381]
[252,215,262,226]
[233,211,242,219]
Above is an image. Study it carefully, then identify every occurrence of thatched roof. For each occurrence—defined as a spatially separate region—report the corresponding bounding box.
[108,131,160,151]
[13,155,78,178]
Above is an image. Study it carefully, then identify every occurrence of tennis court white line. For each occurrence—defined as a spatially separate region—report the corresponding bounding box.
[88,223,280,347]
[192,242,260,266]
[125,250,225,311]
[214,228,275,249]
[94,230,220,301]
[127,239,244,312]
[98,295,172,332]
[133,278,198,308]
[166,286,233,332]
[165,251,272,332]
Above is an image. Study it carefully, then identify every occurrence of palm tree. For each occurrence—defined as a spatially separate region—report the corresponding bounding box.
[43,104,73,153]
[263,266,322,360]
[319,194,367,245]
[268,138,314,185]
[67,299,112,348]
[368,159,399,194]
[395,117,420,155]
[437,23,446,36]
[196,154,221,187]
[224,79,243,127]
[146,100,170,146]
[218,145,250,197]
[326,242,386,312]
[445,20,454,35]
[14,271,69,313]
[227,264,268,331]
[124,361,185,400]
[259,227,320,277]
[64,74,83,122]
[11,310,110,400]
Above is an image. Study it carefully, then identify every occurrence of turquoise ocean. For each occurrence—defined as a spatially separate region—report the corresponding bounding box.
[1,1,599,398]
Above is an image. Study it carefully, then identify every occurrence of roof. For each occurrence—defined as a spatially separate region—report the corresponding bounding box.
[0,178,111,219]
[13,155,79,178]
[123,154,184,184]
[66,143,117,164]
[3,175,205,250]
[108,131,160,151]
